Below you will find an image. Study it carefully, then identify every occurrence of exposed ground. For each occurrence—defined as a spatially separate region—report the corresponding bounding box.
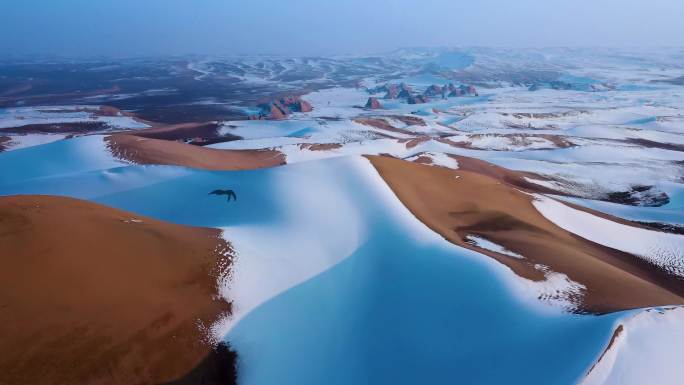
[0,195,235,385]
[368,155,684,313]
[106,133,285,170]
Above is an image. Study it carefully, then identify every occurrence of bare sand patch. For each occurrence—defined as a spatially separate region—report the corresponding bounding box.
[298,143,343,151]
[400,136,431,149]
[368,155,684,313]
[106,133,285,170]
[353,118,415,136]
[0,195,235,385]
[128,122,233,142]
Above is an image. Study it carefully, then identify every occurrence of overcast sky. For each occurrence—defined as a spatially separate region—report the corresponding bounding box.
[1,0,683,57]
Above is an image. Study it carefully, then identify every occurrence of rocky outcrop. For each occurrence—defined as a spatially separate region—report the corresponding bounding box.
[384,84,399,99]
[376,82,477,104]
[368,84,389,94]
[365,97,382,109]
[278,96,313,113]
[397,82,413,98]
[259,95,313,119]
[424,84,443,97]
[448,84,478,97]
[407,95,429,104]
[268,102,289,120]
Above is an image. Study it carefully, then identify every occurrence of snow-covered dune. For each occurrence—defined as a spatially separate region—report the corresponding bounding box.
[580,307,684,385]
[0,140,624,385]
[0,135,126,186]
[0,132,682,385]
[533,195,684,278]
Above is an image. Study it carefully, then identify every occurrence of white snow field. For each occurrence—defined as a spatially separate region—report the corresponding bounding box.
[0,106,148,130]
[580,306,684,385]
[533,195,684,278]
[0,105,149,151]
[465,235,523,259]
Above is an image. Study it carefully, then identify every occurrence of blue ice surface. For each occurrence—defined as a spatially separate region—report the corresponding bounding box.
[0,138,627,385]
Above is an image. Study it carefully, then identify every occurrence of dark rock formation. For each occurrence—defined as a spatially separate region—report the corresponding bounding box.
[259,95,313,119]
[424,85,443,97]
[397,82,413,98]
[448,84,478,97]
[279,96,313,112]
[398,89,412,98]
[384,84,399,99]
[606,185,670,207]
[448,88,463,97]
[365,97,382,109]
[368,84,389,94]
[407,95,429,104]
[268,103,289,120]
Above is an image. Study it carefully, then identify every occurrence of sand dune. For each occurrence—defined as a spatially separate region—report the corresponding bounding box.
[128,121,241,145]
[106,133,285,170]
[0,195,235,385]
[368,155,684,313]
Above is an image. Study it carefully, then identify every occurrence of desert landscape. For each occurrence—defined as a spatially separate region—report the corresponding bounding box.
[1,46,684,384]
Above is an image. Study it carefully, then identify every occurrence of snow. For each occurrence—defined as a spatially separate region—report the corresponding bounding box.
[0,149,624,385]
[466,134,558,151]
[552,193,684,226]
[0,105,149,151]
[405,151,460,169]
[0,106,148,130]
[0,135,128,186]
[302,87,371,119]
[580,307,684,385]
[532,195,684,278]
[464,235,587,310]
[3,48,684,384]
[212,159,368,335]
[187,60,213,81]
[3,133,67,151]
[517,264,587,312]
[217,158,620,385]
[465,235,523,258]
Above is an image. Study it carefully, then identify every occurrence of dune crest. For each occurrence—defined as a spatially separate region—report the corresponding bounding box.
[368,155,684,313]
[106,133,285,170]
